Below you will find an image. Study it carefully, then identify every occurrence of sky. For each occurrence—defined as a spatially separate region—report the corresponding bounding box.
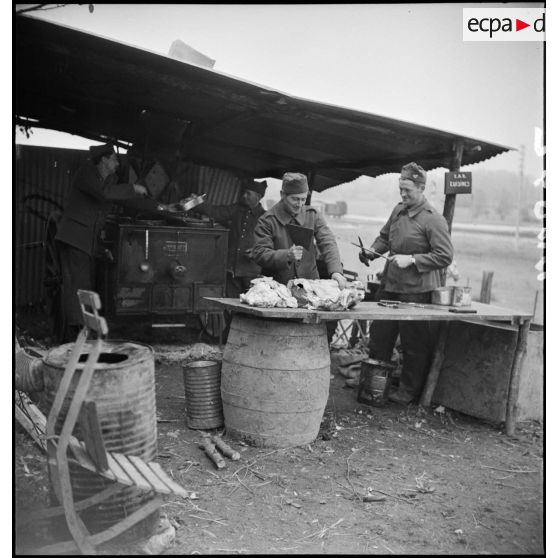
[14,2,545,178]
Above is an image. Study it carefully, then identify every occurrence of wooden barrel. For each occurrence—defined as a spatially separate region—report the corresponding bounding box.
[221,314,330,448]
[42,340,159,538]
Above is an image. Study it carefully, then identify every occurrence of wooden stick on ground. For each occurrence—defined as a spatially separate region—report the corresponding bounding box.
[211,435,240,460]
[419,322,449,407]
[15,391,47,452]
[200,436,226,469]
[505,319,531,436]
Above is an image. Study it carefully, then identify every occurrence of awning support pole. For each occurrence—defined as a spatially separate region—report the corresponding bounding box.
[421,140,466,406]
[440,139,464,287]
[442,139,464,235]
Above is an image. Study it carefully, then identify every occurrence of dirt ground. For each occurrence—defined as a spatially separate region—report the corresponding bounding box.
[14,318,544,556]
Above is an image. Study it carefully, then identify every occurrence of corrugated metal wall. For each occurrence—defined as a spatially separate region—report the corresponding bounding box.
[15,145,88,306]
[15,145,243,307]
[180,163,242,205]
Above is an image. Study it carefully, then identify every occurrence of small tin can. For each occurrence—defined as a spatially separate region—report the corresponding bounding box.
[452,286,472,307]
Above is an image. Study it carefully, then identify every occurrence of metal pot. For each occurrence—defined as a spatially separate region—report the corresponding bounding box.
[177,193,207,212]
[431,286,454,305]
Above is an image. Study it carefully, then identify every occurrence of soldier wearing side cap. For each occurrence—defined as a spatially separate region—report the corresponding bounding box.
[55,143,149,341]
[193,179,268,341]
[360,162,454,405]
[252,172,346,290]
[195,179,268,298]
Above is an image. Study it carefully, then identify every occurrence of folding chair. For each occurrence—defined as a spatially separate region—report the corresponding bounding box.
[26,290,187,555]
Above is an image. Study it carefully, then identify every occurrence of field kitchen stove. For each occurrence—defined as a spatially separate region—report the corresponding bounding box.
[97,211,228,324]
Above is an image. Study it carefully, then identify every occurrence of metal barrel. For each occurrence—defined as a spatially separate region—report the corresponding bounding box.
[15,339,44,392]
[221,314,330,448]
[41,340,159,539]
[182,360,224,429]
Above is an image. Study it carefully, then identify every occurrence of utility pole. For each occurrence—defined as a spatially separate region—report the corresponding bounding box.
[515,144,525,251]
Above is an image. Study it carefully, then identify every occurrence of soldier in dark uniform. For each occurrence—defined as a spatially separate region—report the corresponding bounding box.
[55,143,148,341]
[360,162,454,404]
[195,179,268,340]
[196,179,268,297]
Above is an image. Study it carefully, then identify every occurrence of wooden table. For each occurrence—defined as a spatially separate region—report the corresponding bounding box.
[207,299,532,436]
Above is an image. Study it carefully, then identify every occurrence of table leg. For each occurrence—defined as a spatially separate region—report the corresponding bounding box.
[505,319,531,436]
[419,322,449,407]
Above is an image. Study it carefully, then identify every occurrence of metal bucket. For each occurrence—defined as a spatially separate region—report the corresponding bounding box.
[182,360,224,429]
[431,286,454,305]
[41,340,159,539]
[221,314,330,448]
[358,358,397,407]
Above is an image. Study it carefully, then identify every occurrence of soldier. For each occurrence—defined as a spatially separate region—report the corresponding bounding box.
[196,179,268,298]
[360,162,454,404]
[55,143,148,341]
[252,172,346,290]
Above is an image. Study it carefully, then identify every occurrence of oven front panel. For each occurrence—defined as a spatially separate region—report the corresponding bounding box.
[102,223,228,316]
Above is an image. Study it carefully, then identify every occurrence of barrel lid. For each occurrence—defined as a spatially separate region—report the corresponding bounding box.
[43,339,153,369]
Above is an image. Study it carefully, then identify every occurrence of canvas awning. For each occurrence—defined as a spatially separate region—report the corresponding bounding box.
[15,15,512,192]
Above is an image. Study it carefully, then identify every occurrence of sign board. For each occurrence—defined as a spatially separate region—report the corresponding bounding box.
[444,171,472,194]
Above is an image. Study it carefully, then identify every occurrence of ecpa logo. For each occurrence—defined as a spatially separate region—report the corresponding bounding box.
[463,8,545,41]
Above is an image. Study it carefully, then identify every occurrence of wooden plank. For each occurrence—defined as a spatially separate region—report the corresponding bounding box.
[206,298,532,322]
[480,271,494,304]
[78,400,109,472]
[105,452,136,487]
[127,455,171,494]
[432,321,518,423]
[77,289,102,310]
[82,312,109,336]
[458,319,520,332]
[442,139,464,237]
[506,319,531,435]
[67,439,119,484]
[67,440,99,473]
[45,328,89,443]
[77,289,109,336]
[111,453,153,491]
[15,403,46,452]
[419,322,449,407]
[147,461,188,498]
[56,453,96,554]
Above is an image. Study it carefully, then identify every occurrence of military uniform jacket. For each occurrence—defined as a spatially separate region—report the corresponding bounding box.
[371,198,453,293]
[252,200,343,285]
[55,162,138,256]
[197,202,265,278]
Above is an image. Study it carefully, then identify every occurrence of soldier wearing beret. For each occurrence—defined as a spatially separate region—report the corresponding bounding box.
[195,179,268,298]
[55,143,149,341]
[252,172,346,289]
[360,162,454,404]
